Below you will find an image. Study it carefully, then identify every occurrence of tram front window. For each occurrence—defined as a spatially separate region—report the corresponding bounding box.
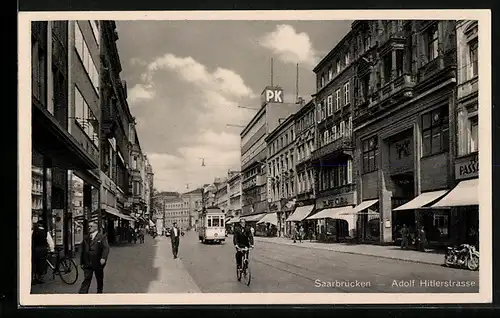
[212,217,220,227]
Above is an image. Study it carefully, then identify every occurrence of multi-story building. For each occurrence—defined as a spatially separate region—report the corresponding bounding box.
[181,188,204,230]
[145,157,154,220]
[163,196,190,230]
[99,20,136,243]
[265,113,297,237]
[227,170,242,219]
[308,27,357,240]
[32,21,100,256]
[128,123,148,222]
[240,86,301,218]
[430,20,479,244]
[290,99,317,237]
[351,20,460,245]
[215,178,229,213]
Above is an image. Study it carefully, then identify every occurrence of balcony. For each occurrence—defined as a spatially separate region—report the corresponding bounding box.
[129,168,141,180]
[417,50,457,87]
[369,74,415,109]
[317,183,355,199]
[311,135,353,161]
[457,76,478,102]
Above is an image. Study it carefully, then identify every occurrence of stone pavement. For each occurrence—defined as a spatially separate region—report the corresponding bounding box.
[30,235,200,294]
[251,235,445,266]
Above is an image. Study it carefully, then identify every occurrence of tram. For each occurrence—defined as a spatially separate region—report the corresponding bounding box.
[198,206,226,244]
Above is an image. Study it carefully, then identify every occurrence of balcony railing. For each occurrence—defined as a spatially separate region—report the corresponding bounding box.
[418,50,457,84]
[368,74,415,108]
[311,135,353,161]
[129,168,141,180]
[317,183,355,199]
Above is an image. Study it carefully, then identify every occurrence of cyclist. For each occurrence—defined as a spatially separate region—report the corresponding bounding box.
[233,218,254,271]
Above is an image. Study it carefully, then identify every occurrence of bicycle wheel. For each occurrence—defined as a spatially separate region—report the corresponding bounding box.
[243,260,251,286]
[58,257,79,285]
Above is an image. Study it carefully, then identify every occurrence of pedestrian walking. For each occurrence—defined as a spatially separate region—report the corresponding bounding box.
[400,224,409,250]
[417,225,427,252]
[79,221,110,294]
[138,227,145,244]
[31,220,55,284]
[170,222,181,259]
[299,225,304,243]
[292,224,297,243]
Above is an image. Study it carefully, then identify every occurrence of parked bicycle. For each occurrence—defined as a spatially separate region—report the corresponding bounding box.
[236,246,252,286]
[44,248,79,285]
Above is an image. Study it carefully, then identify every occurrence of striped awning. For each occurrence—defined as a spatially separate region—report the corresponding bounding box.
[286,205,314,222]
[257,213,278,226]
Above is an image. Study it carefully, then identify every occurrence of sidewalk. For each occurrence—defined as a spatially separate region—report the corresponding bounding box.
[251,235,445,266]
[30,236,200,294]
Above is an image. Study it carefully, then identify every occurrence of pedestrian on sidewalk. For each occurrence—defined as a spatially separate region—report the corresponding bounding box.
[417,226,428,252]
[400,224,409,250]
[170,222,181,259]
[298,224,304,243]
[79,221,110,294]
[31,220,55,285]
[292,224,298,243]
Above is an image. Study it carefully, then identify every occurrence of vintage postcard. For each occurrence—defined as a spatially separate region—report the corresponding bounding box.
[18,10,492,306]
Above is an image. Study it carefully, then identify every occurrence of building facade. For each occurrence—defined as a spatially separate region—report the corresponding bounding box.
[181,188,203,229]
[351,20,460,244]
[215,178,229,213]
[163,196,190,230]
[240,86,301,217]
[32,21,100,256]
[145,157,154,220]
[311,27,357,239]
[227,171,243,218]
[293,99,317,237]
[265,113,297,237]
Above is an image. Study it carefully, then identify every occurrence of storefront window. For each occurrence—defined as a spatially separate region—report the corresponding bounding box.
[470,116,478,153]
[70,172,84,219]
[32,154,44,226]
[91,185,99,215]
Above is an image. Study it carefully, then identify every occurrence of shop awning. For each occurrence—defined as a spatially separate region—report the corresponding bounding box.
[353,199,379,213]
[103,205,134,221]
[241,213,266,222]
[431,179,479,207]
[306,206,354,220]
[257,213,278,226]
[393,190,448,211]
[286,205,314,222]
[226,217,240,224]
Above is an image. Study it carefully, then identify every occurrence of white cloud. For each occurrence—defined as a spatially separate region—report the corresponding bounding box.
[260,24,318,67]
[128,83,155,103]
[135,54,257,191]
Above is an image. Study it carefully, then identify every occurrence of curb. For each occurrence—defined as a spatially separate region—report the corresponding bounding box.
[253,237,444,267]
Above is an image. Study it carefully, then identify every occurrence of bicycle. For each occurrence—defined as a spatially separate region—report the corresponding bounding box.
[44,249,79,285]
[236,246,253,286]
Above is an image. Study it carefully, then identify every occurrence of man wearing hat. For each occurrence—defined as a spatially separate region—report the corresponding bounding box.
[79,221,110,294]
[169,222,181,259]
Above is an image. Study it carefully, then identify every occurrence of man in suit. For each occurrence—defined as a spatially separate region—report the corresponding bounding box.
[79,221,110,294]
[170,222,181,259]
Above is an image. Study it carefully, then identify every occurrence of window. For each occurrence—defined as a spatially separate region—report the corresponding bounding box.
[470,116,478,152]
[362,136,378,173]
[321,74,325,87]
[321,102,326,120]
[362,73,370,99]
[364,35,371,51]
[336,59,341,73]
[212,217,220,227]
[343,82,350,105]
[327,95,333,116]
[345,52,350,66]
[427,24,439,61]
[208,217,212,227]
[383,53,392,83]
[89,21,99,45]
[339,121,345,137]
[74,23,99,94]
[328,67,333,81]
[469,39,478,78]
[421,106,449,157]
[396,50,404,77]
[32,29,47,107]
[74,86,99,147]
[332,126,337,141]
[335,89,341,110]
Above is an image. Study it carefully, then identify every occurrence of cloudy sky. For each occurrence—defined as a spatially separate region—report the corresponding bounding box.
[115,20,353,193]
